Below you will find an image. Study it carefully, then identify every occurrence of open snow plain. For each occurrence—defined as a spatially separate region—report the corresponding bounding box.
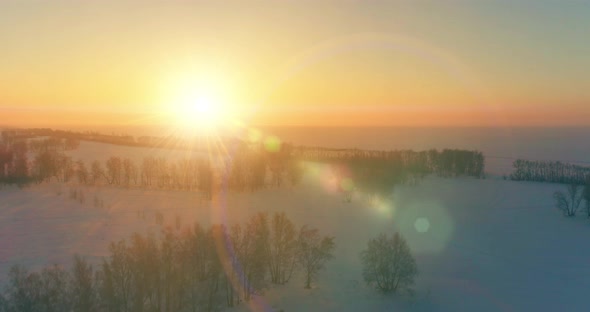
[1,140,589,311]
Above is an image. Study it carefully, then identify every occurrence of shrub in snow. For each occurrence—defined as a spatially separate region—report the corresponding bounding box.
[296,225,335,289]
[360,232,418,294]
[554,183,583,217]
[3,264,71,311]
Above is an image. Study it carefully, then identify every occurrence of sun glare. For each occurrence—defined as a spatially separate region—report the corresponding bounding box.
[176,92,223,128]
[163,74,234,133]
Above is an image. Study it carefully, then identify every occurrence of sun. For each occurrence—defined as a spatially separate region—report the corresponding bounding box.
[174,91,225,130]
[163,75,234,133]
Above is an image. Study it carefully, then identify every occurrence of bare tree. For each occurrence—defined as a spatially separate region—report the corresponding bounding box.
[101,240,133,312]
[297,225,335,289]
[105,157,122,185]
[3,265,42,312]
[141,157,156,187]
[228,153,246,191]
[225,224,243,307]
[61,156,75,183]
[245,153,266,191]
[203,225,224,311]
[126,232,159,311]
[9,142,30,185]
[122,158,137,187]
[154,157,169,188]
[0,292,6,311]
[64,138,80,150]
[76,161,89,185]
[32,150,57,183]
[91,161,104,185]
[70,255,97,312]
[242,213,269,300]
[0,144,14,183]
[360,232,418,294]
[287,159,304,186]
[554,183,584,217]
[39,264,71,312]
[268,212,298,285]
[2,264,71,312]
[198,159,213,200]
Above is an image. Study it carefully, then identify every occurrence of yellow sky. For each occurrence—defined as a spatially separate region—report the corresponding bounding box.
[1,1,589,128]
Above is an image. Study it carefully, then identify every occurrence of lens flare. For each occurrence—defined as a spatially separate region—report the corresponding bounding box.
[414,217,431,233]
[398,200,454,254]
[264,136,282,152]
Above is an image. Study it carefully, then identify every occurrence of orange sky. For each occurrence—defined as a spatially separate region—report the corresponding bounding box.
[1,1,589,128]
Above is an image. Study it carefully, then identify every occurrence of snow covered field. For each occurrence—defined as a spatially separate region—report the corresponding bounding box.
[1,140,589,311]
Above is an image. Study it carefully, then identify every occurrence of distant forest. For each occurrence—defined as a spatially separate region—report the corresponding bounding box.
[297,147,485,178]
[510,159,590,185]
[1,129,485,196]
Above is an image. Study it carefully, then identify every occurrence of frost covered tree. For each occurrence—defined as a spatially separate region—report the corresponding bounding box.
[296,226,335,289]
[197,159,213,199]
[105,157,122,185]
[554,183,584,217]
[268,212,298,284]
[69,255,97,312]
[242,213,270,300]
[121,158,137,187]
[361,232,417,294]
[91,160,104,185]
[76,161,89,185]
[99,240,133,311]
[8,141,30,185]
[0,144,13,183]
[3,265,42,312]
[2,264,71,312]
[38,264,71,311]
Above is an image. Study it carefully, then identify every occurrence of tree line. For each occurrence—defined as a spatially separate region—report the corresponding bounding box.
[2,129,485,193]
[28,137,80,153]
[1,135,79,187]
[0,212,336,312]
[316,149,484,202]
[510,159,590,185]
[1,135,304,197]
[296,147,485,179]
[30,143,302,196]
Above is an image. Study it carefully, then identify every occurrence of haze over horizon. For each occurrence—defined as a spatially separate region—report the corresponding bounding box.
[3,3,590,311]
[1,1,589,128]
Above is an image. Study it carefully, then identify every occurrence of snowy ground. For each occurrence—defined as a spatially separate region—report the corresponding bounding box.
[1,141,590,311]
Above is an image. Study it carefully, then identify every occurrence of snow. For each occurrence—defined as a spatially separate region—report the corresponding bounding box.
[1,140,590,311]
